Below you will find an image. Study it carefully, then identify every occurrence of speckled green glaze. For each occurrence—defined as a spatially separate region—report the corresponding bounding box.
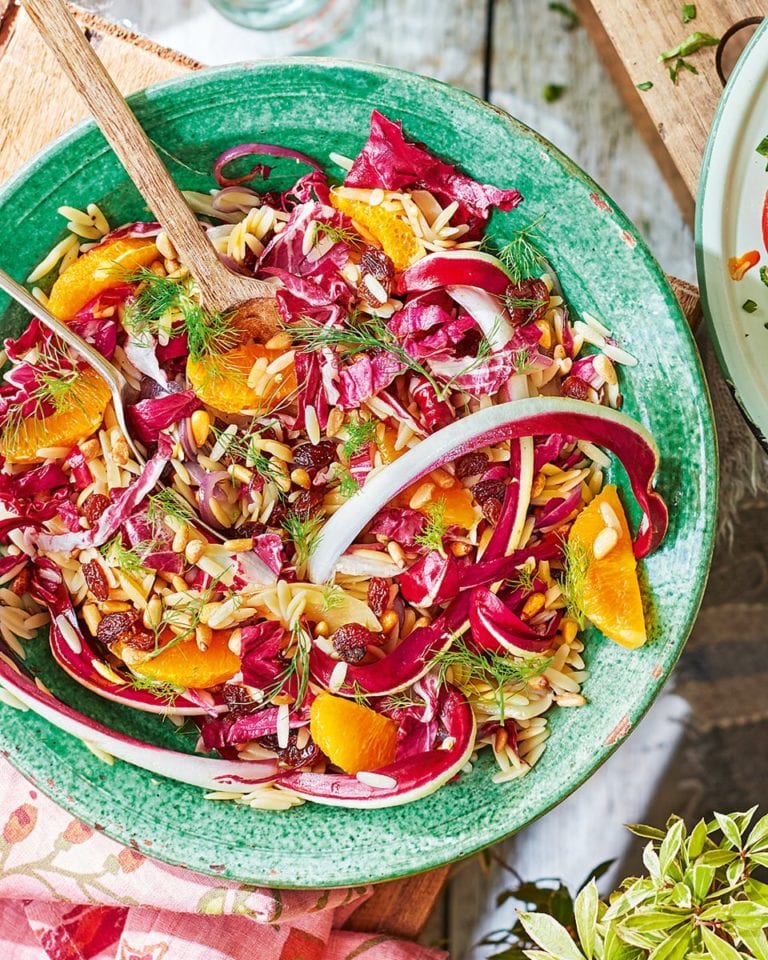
[0,60,716,888]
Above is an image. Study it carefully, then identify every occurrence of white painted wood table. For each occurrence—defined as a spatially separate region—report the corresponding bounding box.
[45,0,740,955]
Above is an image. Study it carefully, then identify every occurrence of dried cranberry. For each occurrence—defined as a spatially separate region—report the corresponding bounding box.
[472,478,506,505]
[97,611,154,651]
[82,492,110,527]
[9,567,30,597]
[482,498,503,525]
[456,452,490,481]
[293,488,325,519]
[505,278,549,325]
[367,577,389,618]
[223,683,259,716]
[266,499,288,530]
[360,245,395,282]
[258,731,320,770]
[561,376,591,401]
[331,622,379,664]
[82,560,109,601]
[293,440,337,470]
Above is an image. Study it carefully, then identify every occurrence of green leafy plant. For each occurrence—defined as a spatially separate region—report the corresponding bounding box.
[492,808,768,960]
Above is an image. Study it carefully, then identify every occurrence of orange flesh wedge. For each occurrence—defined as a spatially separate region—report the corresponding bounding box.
[568,484,646,649]
[330,193,422,272]
[130,628,240,689]
[0,368,111,464]
[47,237,159,321]
[398,480,477,531]
[310,691,398,774]
[187,342,296,415]
[377,425,402,465]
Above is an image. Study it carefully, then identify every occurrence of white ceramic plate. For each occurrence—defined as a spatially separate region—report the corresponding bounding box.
[697,20,768,442]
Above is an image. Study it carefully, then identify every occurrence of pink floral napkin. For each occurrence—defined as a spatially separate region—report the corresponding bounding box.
[0,763,445,960]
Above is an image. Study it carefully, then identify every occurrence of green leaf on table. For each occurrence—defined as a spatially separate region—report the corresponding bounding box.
[574,879,597,959]
[636,81,654,91]
[548,2,580,29]
[518,913,586,960]
[758,136,768,170]
[681,3,696,23]
[542,84,566,103]
[659,31,719,60]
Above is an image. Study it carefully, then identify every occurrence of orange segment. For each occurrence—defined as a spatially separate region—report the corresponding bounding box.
[330,192,422,272]
[310,691,398,774]
[129,628,240,689]
[568,484,646,649]
[48,237,158,321]
[187,342,296,415]
[0,368,111,464]
[376,425,403,465]
[398,479,478,530]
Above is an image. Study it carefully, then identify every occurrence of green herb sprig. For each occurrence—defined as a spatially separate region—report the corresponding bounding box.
[562,539,590,630]
[283,512,323,572]
[659,30,719,61]
[492,217,546,285]
[509,806,768,960]
[414,498,449,555]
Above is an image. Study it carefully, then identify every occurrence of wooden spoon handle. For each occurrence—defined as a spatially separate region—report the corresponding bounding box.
[21,0,268,311]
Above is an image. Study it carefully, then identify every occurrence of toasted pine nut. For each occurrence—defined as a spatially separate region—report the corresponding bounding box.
[326,407,344,437]
[555,692,586,707]
[290,468,311,489]
[409,482,435,510]
[521,593,546,619]
[314,620,330,638]
[82,603,102,636]
[593,526,618,560]
[195,623,212,651]
[450,541,472,557]
[171,575,188,593]
[387,540,406,566]
[143,595,163,631]
[305,404,321,445]
[494,727,509,753]
[185,539,206,565]
[260,440,294,462]
[222,538,254,552]
[190,410,211,447]
[228,629,242,655]
[271,692,294,706]
[155,231,177,261]
[101,600,132,613]
[172,524,190,554]
[265,331,292,351]
[430,468,454,489]
[413,615,431,629]
[380,610,399,632]
[79,438,100,460]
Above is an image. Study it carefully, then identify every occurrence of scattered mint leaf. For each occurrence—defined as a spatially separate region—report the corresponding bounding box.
[659,30,719,60]
[542,83,566,103]
[743,299,758,314]
[681,3,696,23]
[760,265,768,288]
[757,135,768,170]
[668,57,698,83]
[636,80,654,91]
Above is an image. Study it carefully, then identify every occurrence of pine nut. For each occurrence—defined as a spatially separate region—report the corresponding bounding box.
[430,468,454,489]
[185,539,206,565]
[413,615,431,629]
[305,405,321,445]
[265,350,295,376]
[265,331,292,351]
[195,624,212,651]
[259,440,293,462]
[172,524,190,553]
[190,410,211,447]
[409,482,435,510]
[494,727,509,753]
[143,595,163,630]
[555,692,586,707]
[599,502,621,532]
[593,353,618,386]
[326,407,344,437]
[386,541,406,566]
[271,692,294,706]
[449,541,472,558]
[79,438,100,460]
[290,468,311,489]
[222,538,254,552]
[82,603,102,636]
[228,629,242,655]
[155,231,177,261]
[521,593,546,619]
[101,600,131,613]
[171,575,188,593]
[593,526,619,560]
[380,610,399,632]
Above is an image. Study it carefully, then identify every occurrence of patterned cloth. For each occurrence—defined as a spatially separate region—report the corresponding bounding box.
[0,765,444,960]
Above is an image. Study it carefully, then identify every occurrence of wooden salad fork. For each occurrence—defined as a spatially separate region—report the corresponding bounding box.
[21,0,281,339]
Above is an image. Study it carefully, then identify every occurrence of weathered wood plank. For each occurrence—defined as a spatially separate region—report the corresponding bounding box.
[574,0,764,224]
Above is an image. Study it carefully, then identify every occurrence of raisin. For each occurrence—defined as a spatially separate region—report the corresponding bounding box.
[223,683,260,716]
[472,478,506,505]
[293,488,325,519]
[561,376,591,401]
[505,278,550,325]
[331,622,379,664]
[367,577,389,618]
[9,567,30,597]
[258,731,320,770]
[482,498,503,525]
[82,560,109,601]
[360,246,395,282]
[82,493,110,527]
[97,611,154,651]
[293,440,337,470]
[456,452,489,481]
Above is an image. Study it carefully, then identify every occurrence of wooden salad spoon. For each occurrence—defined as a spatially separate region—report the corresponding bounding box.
[21,0,281,342]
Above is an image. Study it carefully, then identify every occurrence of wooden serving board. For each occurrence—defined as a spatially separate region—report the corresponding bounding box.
[575,0,764,225]
[0,1,700,941]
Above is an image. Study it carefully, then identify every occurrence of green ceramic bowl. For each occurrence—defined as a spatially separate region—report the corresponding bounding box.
[0,60,716,887]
